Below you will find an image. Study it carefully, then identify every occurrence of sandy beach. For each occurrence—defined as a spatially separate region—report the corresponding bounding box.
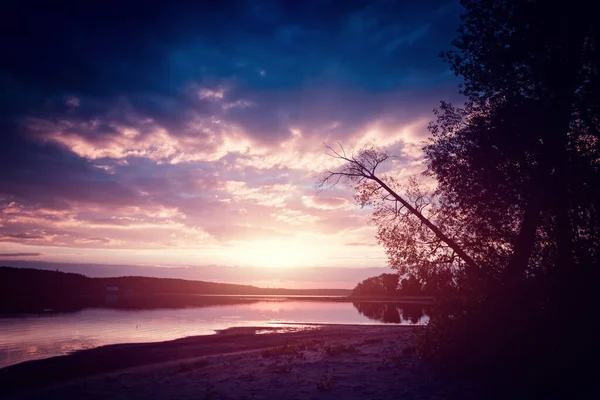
[0,325,483,400]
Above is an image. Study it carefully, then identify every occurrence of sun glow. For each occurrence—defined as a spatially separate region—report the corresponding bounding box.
[235,239,324,268]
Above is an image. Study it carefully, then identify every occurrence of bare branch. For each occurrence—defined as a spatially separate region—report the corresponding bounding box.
[318,142,483,280]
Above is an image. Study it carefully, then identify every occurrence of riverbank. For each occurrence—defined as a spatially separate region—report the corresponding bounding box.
[1,324,482,399]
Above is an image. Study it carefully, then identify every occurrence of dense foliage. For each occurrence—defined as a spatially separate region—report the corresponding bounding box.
[350,273,425,297]
[351,273,399,297]
[420,2,600,395]
[323,0,600,396]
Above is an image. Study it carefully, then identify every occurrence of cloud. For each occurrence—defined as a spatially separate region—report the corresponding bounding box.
[302,196,352,210]
[0,0,464,271]
[0,252,42,257]
[205,225,290,242]
[3,233,46,240]
[222,181,295,207]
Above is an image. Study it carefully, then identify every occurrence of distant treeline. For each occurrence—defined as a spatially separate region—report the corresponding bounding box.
[0,266,350,313]
[350,273,437,298]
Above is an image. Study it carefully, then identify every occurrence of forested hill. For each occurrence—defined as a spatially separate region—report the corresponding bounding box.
[0,266,350,313]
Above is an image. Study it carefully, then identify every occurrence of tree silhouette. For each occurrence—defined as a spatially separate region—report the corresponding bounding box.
[426,0,600,395]
[351,273,399,297]
[429,0,600,288]
[320,0,600,292]
[399,275,421,296]
[381,273,400,296]
[318,145,484,286]
[320,0,600,394]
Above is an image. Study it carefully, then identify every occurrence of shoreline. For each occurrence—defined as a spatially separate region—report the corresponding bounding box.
[0,294,435,316]
[0,325,409,395]
[0,324,483,400]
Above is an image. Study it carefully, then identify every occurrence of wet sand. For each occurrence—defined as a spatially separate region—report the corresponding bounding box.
[1,325,481,399]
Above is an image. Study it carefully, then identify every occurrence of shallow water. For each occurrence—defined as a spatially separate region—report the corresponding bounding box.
[0,299,428,368]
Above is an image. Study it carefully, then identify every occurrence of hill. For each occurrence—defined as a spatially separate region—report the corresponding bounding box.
[0,266,350,313]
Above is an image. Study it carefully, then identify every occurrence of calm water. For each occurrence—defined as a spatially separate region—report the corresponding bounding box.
[0,299,429,369]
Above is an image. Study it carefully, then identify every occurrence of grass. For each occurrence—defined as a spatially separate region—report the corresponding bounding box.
[173,359,210,374]
[361,337,383,345]
[322,343,358,356]
[271,360,294,373]
[378,350,404,370]
[316,372,334,391]
[260,341,318,358]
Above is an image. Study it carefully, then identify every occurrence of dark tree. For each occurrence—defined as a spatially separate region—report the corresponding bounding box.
[321,0,600,395]
[428,0,600,287]
[422,0,600,395]
[319,145,482,281]
[399,275,422,296]
[351,273,399,297]
[381,273,400,296]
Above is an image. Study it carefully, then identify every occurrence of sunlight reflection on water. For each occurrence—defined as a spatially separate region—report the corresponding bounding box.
[0,300,428,369]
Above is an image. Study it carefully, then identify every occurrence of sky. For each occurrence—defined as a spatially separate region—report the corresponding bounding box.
[0,0,464,288]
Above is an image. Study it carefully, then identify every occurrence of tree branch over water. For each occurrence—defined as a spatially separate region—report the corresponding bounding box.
[317,143,482,280]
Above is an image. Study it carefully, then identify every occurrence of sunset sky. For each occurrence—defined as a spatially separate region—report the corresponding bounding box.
[0,0,463,287]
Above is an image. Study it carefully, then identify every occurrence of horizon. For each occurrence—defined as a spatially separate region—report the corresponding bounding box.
[1,1,597,397]
[0,260,390,289]
[0,0,462,285]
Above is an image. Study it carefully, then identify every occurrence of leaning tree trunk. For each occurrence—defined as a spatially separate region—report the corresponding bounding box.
[371,176,483,281]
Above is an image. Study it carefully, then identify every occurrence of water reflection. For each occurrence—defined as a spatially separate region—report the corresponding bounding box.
[352,302,428,324]
[0,299,430,369]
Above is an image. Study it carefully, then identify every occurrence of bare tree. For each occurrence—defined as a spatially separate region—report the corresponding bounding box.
[318,143,482,280]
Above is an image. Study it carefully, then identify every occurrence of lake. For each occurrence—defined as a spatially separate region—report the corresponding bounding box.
[0,298,429,369]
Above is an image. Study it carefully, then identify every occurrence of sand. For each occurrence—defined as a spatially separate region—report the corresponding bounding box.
[1,325,482,400]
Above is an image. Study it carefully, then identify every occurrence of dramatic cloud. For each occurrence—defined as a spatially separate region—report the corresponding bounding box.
[0,0,464,276]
